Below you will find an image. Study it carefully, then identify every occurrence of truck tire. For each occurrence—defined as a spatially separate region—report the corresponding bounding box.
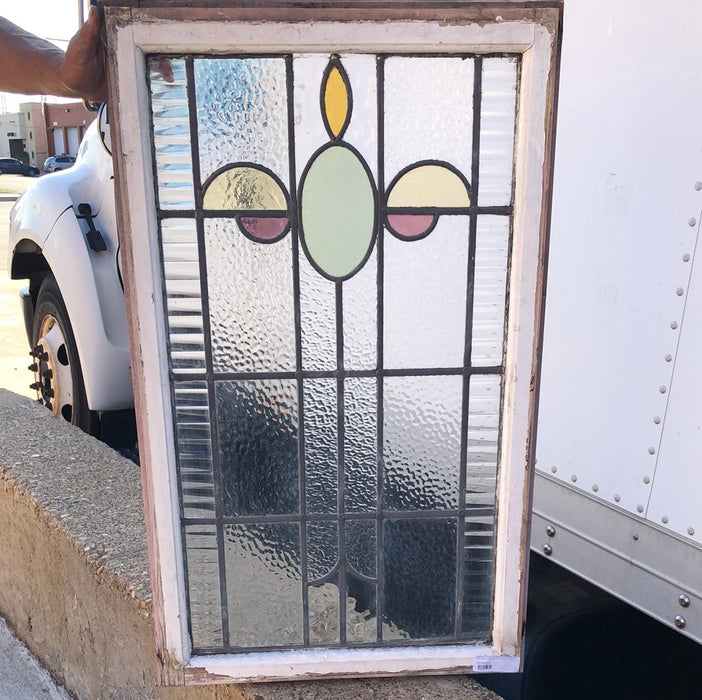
[30,275,97,435]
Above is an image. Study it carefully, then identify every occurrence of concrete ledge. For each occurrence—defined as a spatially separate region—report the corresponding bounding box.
[0,390,502,700]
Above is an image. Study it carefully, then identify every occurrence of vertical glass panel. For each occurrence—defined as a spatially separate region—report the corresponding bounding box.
[383,376,462,511]
[383,519,457,639]
[224,523,302,647]
[174,381,215,518]
[216,379,299,517]
[307,521,339,582]
[471,216,510,367]
[184,525,223,648]
[309,578,341,644]
[161,218,206,372]
[194,58,289,187]
[204,219,295,372]
[343,247,378,371]
[462,514,494,639]
[303,379,338,514]
[345,519,376,579]
[344,377,377,513]
[345,576,377,643]
[466,374,501,510]
[148,57,195,209]
[300,254,336,372]
[478,57,518,206]
[383,217,469,369]
[384,57,474,187]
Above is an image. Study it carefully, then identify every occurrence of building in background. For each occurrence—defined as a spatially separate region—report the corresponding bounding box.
[0,101,96,168]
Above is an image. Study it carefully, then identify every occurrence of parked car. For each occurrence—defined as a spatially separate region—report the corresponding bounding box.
[43,154,76,174]
[0,157,39,176]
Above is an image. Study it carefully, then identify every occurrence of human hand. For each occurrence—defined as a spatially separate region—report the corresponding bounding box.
[59,5,107,102]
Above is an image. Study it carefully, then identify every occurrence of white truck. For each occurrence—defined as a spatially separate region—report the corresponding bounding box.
[6,0,702,693]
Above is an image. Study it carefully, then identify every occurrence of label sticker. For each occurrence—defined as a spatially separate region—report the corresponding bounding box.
[473,656,520,673]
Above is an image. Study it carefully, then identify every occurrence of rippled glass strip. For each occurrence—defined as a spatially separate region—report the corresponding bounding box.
[383,217,469,370]
[383,376,462,511]
[184,525,223,648]
[224,523,302,647]
[161,219,206,372]
[148,58,195,209]
[174,381,215,518]
[194,57,289,189]
[204,219,296,373]
[478,57,518,206]
[471,216,510,366]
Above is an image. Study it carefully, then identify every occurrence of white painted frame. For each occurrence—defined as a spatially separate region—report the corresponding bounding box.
[104,1,560,684]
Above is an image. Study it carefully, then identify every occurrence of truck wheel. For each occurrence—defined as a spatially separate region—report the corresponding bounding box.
[30,275,97,434]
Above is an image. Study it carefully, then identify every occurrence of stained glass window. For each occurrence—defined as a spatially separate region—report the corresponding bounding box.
[149,51,517,654]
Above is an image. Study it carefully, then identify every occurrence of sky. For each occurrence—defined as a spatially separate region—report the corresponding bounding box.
[0,0,88,112]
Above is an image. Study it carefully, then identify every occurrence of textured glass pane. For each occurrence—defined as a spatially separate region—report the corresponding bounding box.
[384,376,462,511]
[345,519,376,579]
[478,57,517,206]
[148,57,194,209]
[466,374,501,509]
[462,514,495,639]
[224,523,302,647]
[343,247,377,371]
[309,578,341,644]
[162,219,206,372]
[300,254,336,372]
[307,521,338,582]
[184,525,223,648]
[346,576,377,643]
[174,381,214,518]
[383,519,456,639]
[384,217,469,369]
[195,58,289,188]
[384,57,474,187]
[204,219,295,372]
[344,378,377,513]
[303,379,338,514]
[472,216,510,366]
[216,380,299,516]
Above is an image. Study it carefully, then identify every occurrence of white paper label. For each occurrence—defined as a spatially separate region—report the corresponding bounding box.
[473,655,520,673]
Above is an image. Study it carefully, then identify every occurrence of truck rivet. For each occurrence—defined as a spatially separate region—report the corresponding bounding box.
[675,615,687,629]
[670,321,678,330]
[571,474,577,483]
[551,465,557,474]
[654,416,661,424]
[643,476,651,484]
[543,544,553,556]
[676,288,685,296]
[683,253,691,262]
[695,181,702,191]
[662,515,669,524]
[614,494,621,503]
[679,595,691,608]
[688,218,697,227]
[633,534,639,541]
[688,527,695,536]
[592,484,599,492]
[546,525,556,537]
[637,505,644,513]
[665,354,673,362]
[659,385,667,394]
[648,446,656,455]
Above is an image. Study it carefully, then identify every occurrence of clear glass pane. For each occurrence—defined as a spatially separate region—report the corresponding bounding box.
[215,379,299,517]
[382,519,457,639]
[174,381,214,518]
[303,379,338,514]
[383,376,462,511]
[194,57,289,188]
[478,57,518,206]
[344,377,377,513]
[148,57,194,209]
[384,56,474,187]
[224,523,302,647]
[162,218,206,372]
[204,219,295,372]
[383,217,469,369]
[184,525,223,648]
[471,216,510,366]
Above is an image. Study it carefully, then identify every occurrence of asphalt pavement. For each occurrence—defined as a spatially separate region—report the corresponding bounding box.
[0,174,69,698]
